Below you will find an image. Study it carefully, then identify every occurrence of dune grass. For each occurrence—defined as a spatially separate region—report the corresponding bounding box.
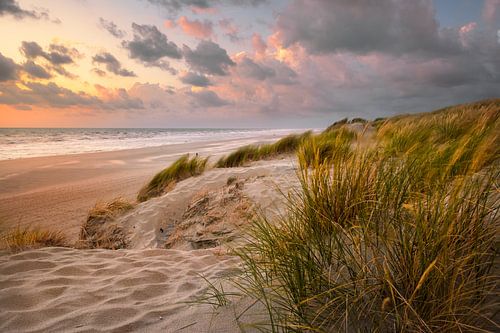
[298,127,356,168]
[137,154,209,202]
[0,226,67,252]
[216,131,312,168]
[222,99,500,332]
[79,197,135,249]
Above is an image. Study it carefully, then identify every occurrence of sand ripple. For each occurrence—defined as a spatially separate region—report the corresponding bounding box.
[0,247,248,332]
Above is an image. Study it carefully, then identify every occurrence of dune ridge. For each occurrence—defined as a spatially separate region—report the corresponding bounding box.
[0,158,298,333]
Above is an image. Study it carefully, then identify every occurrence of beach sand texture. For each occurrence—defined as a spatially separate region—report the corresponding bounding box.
[0,155,299,332]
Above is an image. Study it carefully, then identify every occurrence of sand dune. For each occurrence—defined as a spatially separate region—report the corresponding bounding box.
[0,133,294,239]
[0,158,299,332]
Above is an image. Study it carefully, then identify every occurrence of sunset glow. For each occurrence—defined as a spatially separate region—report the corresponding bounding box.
[0,0,499,128]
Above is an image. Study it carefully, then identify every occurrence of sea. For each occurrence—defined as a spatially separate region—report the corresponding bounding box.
[0,128,299,160]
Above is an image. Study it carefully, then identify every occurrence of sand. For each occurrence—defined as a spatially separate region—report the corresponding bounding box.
[0,151,300,332]
[0,247,251,332]
[0,133,293,239]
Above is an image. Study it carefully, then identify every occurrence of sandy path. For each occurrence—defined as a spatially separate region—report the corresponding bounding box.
[0,133,291,239]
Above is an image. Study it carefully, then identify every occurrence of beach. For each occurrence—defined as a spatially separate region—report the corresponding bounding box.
[0,132,294,240]
[0,138,300,332]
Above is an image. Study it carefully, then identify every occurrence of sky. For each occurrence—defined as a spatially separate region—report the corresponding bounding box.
[0,0,498,128]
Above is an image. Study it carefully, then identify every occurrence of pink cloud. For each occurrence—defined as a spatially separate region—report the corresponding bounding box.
[459,22,477,47]
[177,16,213,39]
[252,33,267,58]
[219,19,240,41]
[483,0,500,24]
[164,19,176,29]
[459,22,477,35]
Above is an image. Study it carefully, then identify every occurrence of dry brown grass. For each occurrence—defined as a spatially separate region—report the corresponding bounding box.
[78,198,135,249]
[0,226,67,252]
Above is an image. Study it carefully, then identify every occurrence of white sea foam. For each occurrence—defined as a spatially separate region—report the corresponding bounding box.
[0,128,300,160]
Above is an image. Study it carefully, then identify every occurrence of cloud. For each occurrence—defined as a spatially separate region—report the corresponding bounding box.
[176,16,213,39]
[98,18,126,38]
[189,90,230,107]
[19,41,80,78]
[123,23,182,72]
[275,0,457,56]
[252,33,267,57]
[0,52,19,81]
[124,23,182,60]
[22,60,52,79]
[219,18,241,42]
[20,41,79,65]
[0,0,51,20]
[183,40,235,75]
[0,81,101,108]
[0,80,145,110]
[179,71,211,86]
[237,56,275,80]
[92,52,136,77]
[92,68,107,77]
[19,41,44,59]
[483,0,500,24]
[94,84,145,109]
[146,0,266,14]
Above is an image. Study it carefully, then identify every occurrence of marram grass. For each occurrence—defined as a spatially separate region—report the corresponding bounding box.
[216,131,312,168]
[137,154,209,202]
[219,99,499,332]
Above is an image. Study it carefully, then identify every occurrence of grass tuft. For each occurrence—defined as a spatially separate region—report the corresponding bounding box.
[1,226,67,252]
[138,154,209,202]
[79,197,135,249]
[216,131,312,168]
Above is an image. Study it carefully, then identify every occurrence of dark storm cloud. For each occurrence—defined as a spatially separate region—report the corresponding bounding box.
[276,0,458,56]
[123,23,182,72]
[0,52,19,81]
[92,52,136,77]
[179,71,211,86]
[266,0,500,120]
[0,0,50,20]
[146,0,266,12]
[22,60,52,79]
[189,90,230,107]
[183,40,235,75]
[98,18,126,38]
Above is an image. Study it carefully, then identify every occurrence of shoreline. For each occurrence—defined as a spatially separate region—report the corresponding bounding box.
[0,132,298,239]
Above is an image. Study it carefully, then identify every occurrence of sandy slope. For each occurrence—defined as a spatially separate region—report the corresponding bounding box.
[0,133,293,239]
[0,158,299,332]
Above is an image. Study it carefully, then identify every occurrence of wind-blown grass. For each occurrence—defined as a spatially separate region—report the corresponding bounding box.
[222,99,500,332]
[216,131,312,168]
[1,226,67,252]
[298,127,356,167]
[138,154,209,202]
